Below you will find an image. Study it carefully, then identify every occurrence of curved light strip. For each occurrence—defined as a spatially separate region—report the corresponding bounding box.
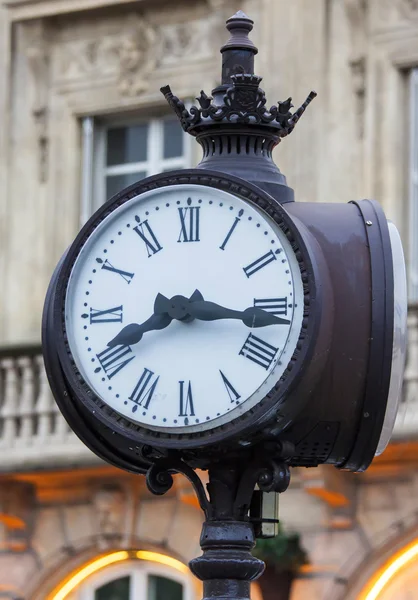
[361,539,418,600]
[136,550,190,575]
[50,551,129,600]
[49,550,189,600]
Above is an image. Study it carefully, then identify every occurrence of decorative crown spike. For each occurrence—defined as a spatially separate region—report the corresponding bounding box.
[160,11,316,139]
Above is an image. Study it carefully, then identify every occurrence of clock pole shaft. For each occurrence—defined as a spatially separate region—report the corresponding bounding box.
[189,465,265,600]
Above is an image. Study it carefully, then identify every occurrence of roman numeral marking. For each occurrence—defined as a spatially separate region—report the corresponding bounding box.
[133,217,163,257]
[129,368,159,412]
[254,297,288,316]
[239,333,278,370]
[219,370,241,403]
[220,209,244,250]
[178,199,200,242]
[86,306,123,324]
[179,380,195,421]
[96,258,134,284]
[243,250,277,278]
[94,345,134,379]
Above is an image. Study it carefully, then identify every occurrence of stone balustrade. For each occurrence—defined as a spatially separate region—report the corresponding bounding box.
[0,346,100,472]
[0,307,417,472]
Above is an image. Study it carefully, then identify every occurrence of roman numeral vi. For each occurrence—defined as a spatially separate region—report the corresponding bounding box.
[179,380,195,421]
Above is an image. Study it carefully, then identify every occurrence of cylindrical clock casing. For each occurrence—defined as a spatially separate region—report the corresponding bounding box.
[42,171,331,467]
[42,170,399,474]
[283,199,395,472]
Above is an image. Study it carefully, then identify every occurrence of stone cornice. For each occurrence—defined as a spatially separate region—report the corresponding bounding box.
[2,0,220,21]
[3,0,147,21]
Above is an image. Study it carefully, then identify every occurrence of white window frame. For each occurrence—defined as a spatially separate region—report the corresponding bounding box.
[409,68,418,302]
[80,113,193,224]
[77,559,195,600]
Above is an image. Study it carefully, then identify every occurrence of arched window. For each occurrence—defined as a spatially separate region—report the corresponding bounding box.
[75,559,194,600]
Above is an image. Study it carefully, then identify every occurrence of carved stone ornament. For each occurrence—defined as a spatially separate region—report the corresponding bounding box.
[117,16,158,97]
[161,76,316,137]
[93,485,125,545]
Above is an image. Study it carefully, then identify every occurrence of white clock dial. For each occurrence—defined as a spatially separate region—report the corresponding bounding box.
[65,184,303,433]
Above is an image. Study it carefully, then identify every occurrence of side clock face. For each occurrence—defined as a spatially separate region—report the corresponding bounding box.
[64,184,304,434]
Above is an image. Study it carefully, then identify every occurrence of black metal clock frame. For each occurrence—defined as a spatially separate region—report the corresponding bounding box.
[46,171,323,456]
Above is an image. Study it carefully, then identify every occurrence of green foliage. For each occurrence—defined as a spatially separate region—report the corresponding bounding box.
[253,525,308,574]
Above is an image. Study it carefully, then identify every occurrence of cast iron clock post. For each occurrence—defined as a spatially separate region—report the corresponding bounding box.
[42,11,408,600]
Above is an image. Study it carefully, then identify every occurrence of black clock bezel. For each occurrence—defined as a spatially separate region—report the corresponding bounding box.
[50,170,320,450]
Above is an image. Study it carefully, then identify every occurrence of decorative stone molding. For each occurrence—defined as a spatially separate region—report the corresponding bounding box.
[24,20,50,183]
[117,15,158,97]
[398,0,418,19]
[345,0,368,138]
[92,484,126,546]
[50,11,218,96]
[160,20,212,67]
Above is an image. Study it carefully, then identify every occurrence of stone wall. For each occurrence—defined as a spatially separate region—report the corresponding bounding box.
[0,470,204,598]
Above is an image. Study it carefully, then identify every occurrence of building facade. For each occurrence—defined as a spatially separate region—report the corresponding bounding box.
[0,0,418,599]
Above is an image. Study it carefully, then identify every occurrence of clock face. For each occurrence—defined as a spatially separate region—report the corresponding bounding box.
[64,184,303,433]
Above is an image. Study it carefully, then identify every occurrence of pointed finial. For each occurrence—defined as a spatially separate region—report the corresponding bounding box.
[222,11,258,54]
[220,10,258,85]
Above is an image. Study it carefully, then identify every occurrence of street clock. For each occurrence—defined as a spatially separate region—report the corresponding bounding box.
[42,12,408,596]
[43,170,407,473]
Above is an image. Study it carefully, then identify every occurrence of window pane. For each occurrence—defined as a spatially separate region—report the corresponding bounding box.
[107,124,148,165]
[106,172,147,198]
[163,120,183,159]
[95,576,130,600]
[147,575,183,600]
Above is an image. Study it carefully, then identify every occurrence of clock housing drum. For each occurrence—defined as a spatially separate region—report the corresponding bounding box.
[43,171,329,463]
[43,169,404,473]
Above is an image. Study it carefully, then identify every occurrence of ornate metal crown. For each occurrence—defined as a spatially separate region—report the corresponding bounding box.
[160,11,316,139]
[161,79,316,137]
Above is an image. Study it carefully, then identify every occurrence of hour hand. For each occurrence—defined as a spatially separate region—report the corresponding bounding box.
[107,312,172,348]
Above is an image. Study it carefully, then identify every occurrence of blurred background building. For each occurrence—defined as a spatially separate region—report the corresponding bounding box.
[0,1,417,599]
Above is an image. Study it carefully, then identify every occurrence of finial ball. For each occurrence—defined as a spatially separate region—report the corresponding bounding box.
[226,10,254,33]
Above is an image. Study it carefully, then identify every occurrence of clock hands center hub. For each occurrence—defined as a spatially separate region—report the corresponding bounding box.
[154,290,203,322]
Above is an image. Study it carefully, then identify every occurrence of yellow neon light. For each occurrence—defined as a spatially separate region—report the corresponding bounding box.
[136,550,190,574]
[51,551,129,600]
[361,540,418,600]
[49,550,189,600]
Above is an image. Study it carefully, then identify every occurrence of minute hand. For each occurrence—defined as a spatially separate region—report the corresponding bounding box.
[187,301,290,327]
